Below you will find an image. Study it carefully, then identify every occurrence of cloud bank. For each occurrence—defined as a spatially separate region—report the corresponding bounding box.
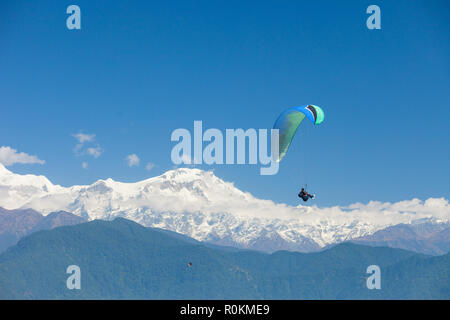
[72,132,103,159]
[0,146,45,166]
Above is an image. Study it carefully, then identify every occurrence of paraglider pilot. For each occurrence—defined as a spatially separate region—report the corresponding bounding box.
[298,188,314,202]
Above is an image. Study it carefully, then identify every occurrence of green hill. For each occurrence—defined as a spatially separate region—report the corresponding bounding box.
[0,218,448,299]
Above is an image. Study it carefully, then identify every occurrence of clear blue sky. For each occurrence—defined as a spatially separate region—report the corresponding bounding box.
[1,0,449,206]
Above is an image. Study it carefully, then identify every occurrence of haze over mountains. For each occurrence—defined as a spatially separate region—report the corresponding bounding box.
[350,223,450,256]
[0,207,85,253]
[0,163,449,254]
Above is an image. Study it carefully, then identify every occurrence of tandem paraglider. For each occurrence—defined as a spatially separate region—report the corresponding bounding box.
[273,105,324,202]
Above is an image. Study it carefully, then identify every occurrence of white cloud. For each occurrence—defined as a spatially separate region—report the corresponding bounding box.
[82,162,88,169]
[0,146,45,166]
[72,133,95,144]
[72,133,103,159]
[145,162,155,171]
[126,154,140,167]
[86,147,103,159]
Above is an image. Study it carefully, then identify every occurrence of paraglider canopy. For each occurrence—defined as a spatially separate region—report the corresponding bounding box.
[273,105,324,161]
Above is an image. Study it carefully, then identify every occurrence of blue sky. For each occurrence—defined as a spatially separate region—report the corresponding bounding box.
[1,0,449,206]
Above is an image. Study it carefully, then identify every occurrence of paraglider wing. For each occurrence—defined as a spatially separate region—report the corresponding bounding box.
[273,105,324,161]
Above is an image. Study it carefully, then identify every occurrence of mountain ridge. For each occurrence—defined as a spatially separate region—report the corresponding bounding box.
[0,207,86,253]
[0,163,449,253]
[0,218,447,299]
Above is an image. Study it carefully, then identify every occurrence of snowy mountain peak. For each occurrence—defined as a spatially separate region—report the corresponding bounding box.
[0,163,12,175]
[156,168,217,184]
[0,164,57,193]
[0,165,448,251]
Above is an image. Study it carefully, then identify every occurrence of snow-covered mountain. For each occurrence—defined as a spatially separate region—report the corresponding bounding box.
[0,163,449,252]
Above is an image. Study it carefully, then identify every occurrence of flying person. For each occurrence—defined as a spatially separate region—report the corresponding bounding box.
[298,188,314,202]
[272,105,324,202]
[273,105,324,202]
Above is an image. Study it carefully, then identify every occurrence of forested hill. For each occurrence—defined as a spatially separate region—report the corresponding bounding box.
[0,218,448,299]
